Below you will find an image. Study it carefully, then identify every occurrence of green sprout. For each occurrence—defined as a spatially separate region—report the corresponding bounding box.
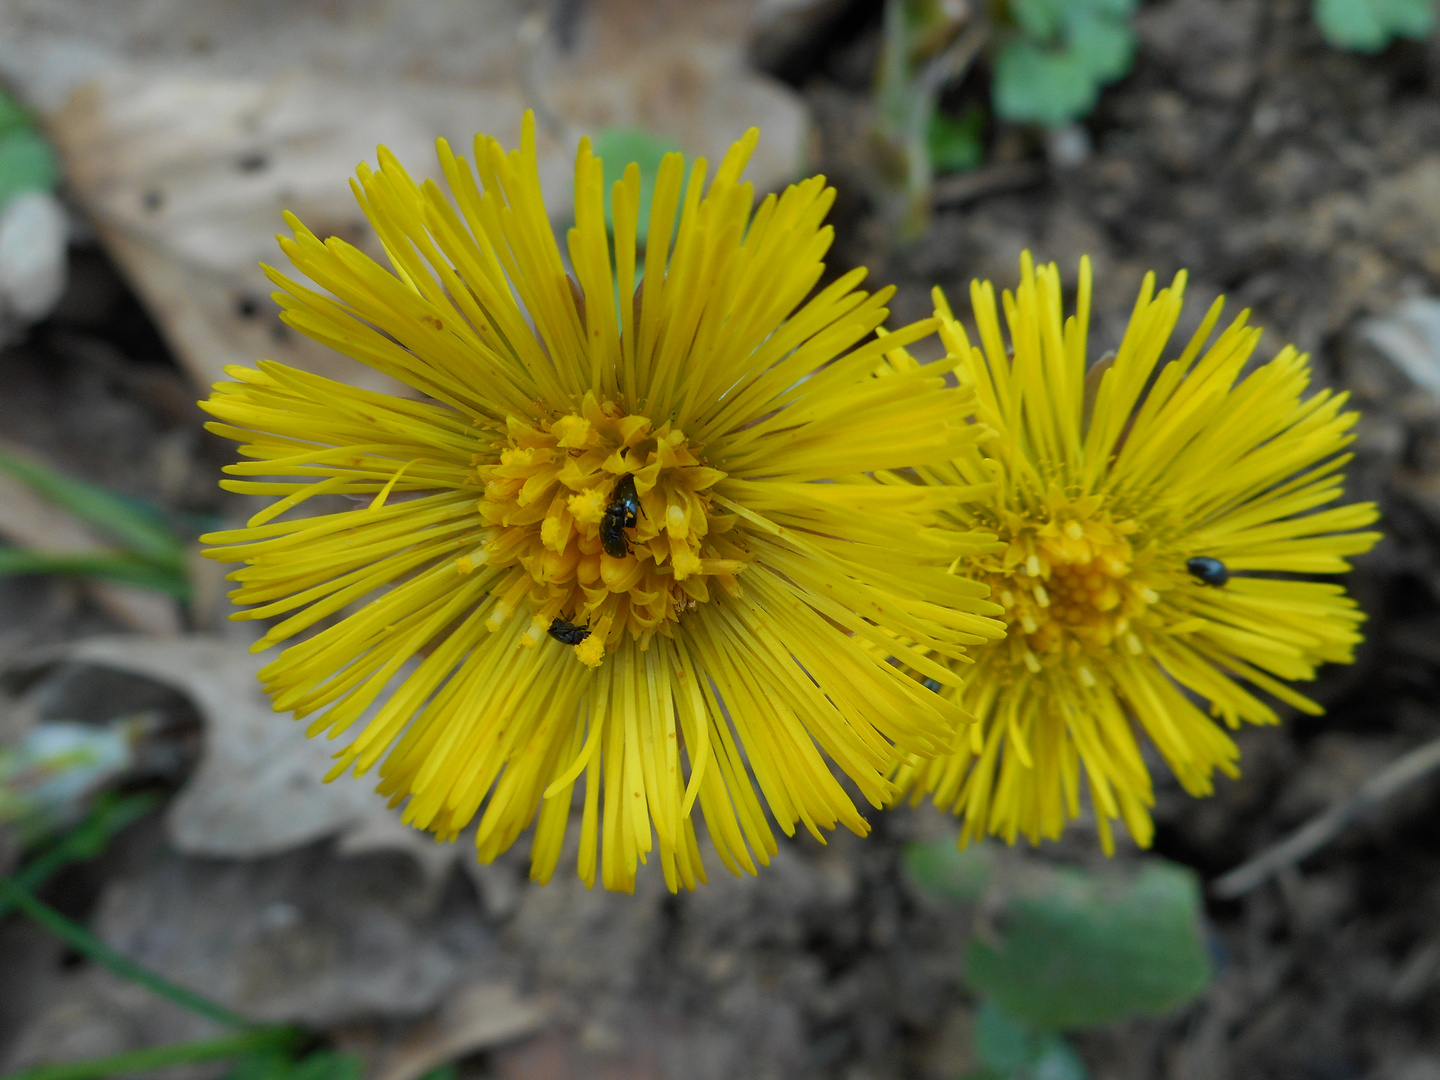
[874,0,989,241]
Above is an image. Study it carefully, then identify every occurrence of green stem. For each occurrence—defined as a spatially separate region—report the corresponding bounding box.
[0,1028,302,1080]
[0,878,253,1029]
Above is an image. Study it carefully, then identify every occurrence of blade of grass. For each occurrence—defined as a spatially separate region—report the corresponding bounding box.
[0,877,254,1028]
[0,793,161,918]
[0,448,185,569]
[0,549,190,598]
[0,1028,304,1080]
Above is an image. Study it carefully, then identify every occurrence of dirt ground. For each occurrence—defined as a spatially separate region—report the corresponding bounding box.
[4,1,1440,1078]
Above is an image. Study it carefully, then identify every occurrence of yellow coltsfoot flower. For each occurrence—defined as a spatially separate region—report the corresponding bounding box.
[890,253,1381,854]
[201,113,1006,893]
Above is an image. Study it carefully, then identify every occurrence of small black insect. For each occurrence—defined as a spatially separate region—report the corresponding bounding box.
[922,677,943,693]
[548,618,591,645]
[600,474,641,558]
[1186,556,1230,587]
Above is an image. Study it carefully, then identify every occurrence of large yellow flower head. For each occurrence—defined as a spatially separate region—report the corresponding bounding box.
[891,253,1380,854]
[200,114,1005,893]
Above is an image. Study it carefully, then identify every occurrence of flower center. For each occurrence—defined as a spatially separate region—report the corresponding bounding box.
[473,392,747,666]
[979,501,1163,671]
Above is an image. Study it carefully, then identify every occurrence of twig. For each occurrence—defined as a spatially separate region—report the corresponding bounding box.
[1211,735,1440,899]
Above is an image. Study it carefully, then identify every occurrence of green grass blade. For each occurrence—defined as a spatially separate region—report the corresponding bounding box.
[0,878,255,1029]
[0,1028,303,1080]
[0,549,190,599]
[0,449,186,568]
[0,794,161,918]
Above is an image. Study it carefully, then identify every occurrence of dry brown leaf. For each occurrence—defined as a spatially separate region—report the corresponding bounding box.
[0,0,808,392]
[60,633,454,874]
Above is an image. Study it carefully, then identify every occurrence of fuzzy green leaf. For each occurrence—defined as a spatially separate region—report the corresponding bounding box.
[1314,0,1435,51]
[965,862,1212,1031]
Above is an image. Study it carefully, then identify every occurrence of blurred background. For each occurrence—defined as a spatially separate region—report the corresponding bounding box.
[2,1,1440,1078]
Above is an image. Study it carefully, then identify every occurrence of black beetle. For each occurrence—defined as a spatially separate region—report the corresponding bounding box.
[1186,556,1229,587]
[600,474,641,558]
[548,618,591,645]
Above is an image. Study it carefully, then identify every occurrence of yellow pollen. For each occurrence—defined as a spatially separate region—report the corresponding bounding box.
[476,391,747,666]
[979,503,1161,665]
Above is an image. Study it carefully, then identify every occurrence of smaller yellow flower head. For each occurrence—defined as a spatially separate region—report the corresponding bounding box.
[892,253,1381,854]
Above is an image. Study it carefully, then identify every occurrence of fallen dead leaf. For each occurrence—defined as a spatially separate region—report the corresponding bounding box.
[57,633,454,876]
[92,837,506,1025]
[0,0,809,392]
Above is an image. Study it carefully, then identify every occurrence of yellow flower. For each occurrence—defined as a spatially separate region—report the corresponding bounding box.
[200,113,1005,893]
[889,253,1380,854]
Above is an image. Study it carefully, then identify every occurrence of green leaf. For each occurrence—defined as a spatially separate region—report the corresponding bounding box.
[928,108,986,173]
[0,91,38,137]
[0,448,187,570]
[1314,0,1435,51]
[966,861,1212,1031]
[994,43,1096,127]
[1009,0,1062,39]
[973,1001,1089,1079]
[904,838,994,902]
[0,130,61,208]
[591,128,683,245]
[994,0,1137,126]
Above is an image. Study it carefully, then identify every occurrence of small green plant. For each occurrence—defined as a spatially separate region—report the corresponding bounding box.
[874,0,988,240]
[906,840,1213,1080]
[1314,0,1435,51]
[0,447,191,599]
[992,0,1137,128]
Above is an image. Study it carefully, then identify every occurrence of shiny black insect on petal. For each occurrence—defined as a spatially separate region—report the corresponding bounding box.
[548,618,591,645]
[1186,556,1230,587]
